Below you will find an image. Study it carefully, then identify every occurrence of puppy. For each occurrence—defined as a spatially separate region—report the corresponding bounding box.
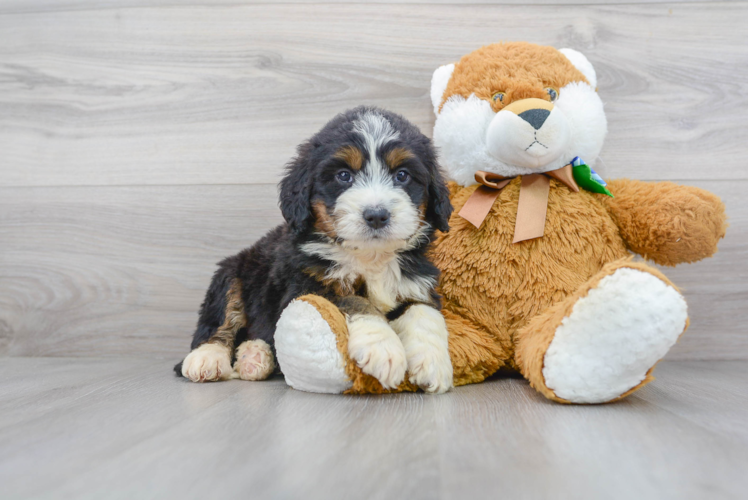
[175,106,454,393]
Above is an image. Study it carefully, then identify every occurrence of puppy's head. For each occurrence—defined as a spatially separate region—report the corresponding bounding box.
[280,107,452,249]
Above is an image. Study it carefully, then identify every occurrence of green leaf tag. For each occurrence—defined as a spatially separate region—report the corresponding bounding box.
[571,156,613,197]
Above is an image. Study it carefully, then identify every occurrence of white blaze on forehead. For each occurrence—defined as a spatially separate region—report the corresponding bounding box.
[353,112,401,156]
[353,112,400,185]
[346,112,401,214]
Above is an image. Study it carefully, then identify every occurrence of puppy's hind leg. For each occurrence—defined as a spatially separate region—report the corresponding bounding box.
[181,278,247,383]
[233,339,276,381]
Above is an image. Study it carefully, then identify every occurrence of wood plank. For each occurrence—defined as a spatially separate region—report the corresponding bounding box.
[0,3,746,187]
[635,361,748,443]
[439,361,748,500]
[0,358,746,499]
[2,0,741,16]
[0,184,283,358]
[0,180,744,360]
[0,358,439,500]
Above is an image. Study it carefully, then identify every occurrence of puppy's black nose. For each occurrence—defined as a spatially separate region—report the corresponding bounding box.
[363,208,390,229]
[518,108,550,130]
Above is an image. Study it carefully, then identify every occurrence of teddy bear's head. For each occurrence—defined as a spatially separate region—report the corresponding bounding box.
[431,42,606,186]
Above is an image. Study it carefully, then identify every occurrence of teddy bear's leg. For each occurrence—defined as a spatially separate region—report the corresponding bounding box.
[274,295,416,394]
[442,308,513,386]
[274,295,353,393]
[515,260,689,404]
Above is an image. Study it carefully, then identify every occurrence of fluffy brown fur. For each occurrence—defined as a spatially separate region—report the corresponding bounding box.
[440,42,589,112]
[602,179,727,266]
[433,179,630,380]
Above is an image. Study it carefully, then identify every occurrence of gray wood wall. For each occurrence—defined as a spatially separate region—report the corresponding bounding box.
[1,0,746,360]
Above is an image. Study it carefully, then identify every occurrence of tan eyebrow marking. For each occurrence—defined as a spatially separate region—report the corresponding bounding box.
[333,145,364,171]
[384,147,415,170]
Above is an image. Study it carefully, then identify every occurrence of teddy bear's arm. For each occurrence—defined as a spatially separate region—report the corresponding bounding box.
[600,178,727,266]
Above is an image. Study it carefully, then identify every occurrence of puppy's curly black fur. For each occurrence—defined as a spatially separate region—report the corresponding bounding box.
[175,107,452,378]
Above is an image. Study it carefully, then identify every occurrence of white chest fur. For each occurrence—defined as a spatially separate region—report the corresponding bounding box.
[300,241,435,313]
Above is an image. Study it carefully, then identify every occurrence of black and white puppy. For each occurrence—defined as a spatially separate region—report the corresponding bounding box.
[175,106,453,393]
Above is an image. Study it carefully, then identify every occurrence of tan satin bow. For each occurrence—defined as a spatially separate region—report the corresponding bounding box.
[458,164,580,243]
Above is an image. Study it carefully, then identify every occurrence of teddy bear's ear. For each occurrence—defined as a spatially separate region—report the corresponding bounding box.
[559,48,597,88]
[430,63,455,115]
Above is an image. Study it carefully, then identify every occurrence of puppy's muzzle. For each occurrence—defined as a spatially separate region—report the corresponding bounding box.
[363,207,390,229]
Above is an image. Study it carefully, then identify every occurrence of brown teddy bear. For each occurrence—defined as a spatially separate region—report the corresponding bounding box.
[274,42,727,403]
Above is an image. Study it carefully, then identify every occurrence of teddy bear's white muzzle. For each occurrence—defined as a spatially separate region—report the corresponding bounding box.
[485,100,571,170]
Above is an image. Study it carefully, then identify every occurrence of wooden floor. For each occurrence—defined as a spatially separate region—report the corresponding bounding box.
[1,359,746,500]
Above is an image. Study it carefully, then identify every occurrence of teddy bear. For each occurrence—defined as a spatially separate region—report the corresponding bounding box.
[273,42,727,403]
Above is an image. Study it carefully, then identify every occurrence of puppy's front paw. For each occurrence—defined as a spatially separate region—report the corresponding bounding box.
[347,315,407,389]
[391,304,453,394]
[181,343,232,383]
[405,345,453,394]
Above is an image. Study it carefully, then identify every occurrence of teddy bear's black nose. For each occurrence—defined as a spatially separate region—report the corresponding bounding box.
[518,108,550,130]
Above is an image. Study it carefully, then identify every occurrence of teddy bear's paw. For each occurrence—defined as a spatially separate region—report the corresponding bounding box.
[275,298,353,394]
[233,339,275,381]
[391,304,453,394]
[348,315,407,390]
[542,268,688,403]
[181,343,233,383]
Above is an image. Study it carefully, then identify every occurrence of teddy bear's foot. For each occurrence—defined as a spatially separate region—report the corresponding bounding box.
[275,296,353,394]
[232,339,275,381]
[543,266,688,403]
[516,261,689,404]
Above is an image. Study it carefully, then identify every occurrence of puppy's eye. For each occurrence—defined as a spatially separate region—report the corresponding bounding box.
[545,87,559,102]
[492,92,505,103]
[336,170,353,183]
[394,170,410,184]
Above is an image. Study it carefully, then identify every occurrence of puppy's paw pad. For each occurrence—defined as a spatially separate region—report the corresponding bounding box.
[181,344,232,383]
[234,339,275,381]
[348,317,407,389]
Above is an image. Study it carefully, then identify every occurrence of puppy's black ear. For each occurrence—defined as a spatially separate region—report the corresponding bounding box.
[425,156,453,233]
[279,141,315,236]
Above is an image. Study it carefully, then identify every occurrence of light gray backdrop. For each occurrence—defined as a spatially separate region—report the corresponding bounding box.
[1,0,745,360]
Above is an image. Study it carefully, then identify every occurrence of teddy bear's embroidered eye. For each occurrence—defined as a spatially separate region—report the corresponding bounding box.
[492,92,505,103]
[545,87,559,102]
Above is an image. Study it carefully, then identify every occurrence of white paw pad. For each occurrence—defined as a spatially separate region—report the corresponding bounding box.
[233,339,275,381]
[543,268,688,403]
[347,315,407,390]
[181,343,233,383]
